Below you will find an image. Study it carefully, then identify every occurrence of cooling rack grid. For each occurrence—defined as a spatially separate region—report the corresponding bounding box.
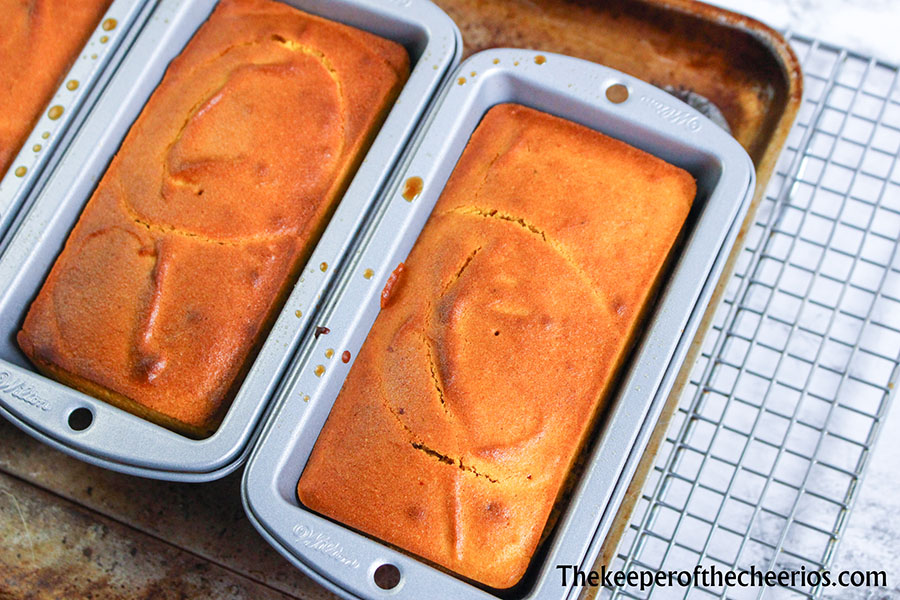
[603,33,900,600]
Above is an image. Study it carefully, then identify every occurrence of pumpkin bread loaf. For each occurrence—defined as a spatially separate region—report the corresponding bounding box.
[17,0,409,437]
[298,103,696,588]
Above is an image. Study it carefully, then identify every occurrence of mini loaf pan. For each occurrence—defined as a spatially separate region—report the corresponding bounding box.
[0,0,155,253]
[0,0,462,482]
[242,50,755,600]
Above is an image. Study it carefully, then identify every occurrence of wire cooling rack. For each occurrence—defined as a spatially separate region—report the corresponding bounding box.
[602,33,900,600]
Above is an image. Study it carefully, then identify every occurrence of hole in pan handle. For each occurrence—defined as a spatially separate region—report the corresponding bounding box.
[374,563,402,591]
[605,83,629,104]
[68,407,93,432]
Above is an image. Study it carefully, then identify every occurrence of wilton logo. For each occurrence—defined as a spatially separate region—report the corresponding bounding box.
[292,524,360,568]
[0,371,50,412]
[640,95,702,132]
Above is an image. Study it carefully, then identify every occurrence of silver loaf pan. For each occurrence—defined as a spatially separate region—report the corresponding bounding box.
[0,0,155,253]
[0,0,462,482]
[241,49,756,600]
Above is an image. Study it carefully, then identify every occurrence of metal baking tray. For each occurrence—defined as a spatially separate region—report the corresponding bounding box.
[242,49,755,600]
[0,0,155,252]
[0,0,462,482]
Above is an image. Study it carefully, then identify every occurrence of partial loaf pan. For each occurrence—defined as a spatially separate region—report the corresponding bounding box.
[243,49,755,600]
[0,0,461,482]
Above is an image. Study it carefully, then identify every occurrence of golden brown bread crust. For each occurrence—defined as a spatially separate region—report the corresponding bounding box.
[0,0,113,174]
[17,0,409,437]
[297,104,696,588]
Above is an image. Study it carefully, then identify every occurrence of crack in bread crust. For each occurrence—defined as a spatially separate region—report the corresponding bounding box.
[444,246,482,292]
[442,205,615,315]
[116,178,296,247]
[422,332,450,412]
[371,311,505,484]
[373,329,502,485]
[412,442,499,483]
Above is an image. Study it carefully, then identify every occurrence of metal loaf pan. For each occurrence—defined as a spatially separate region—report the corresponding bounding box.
[421,1,804,582]
[242,50,756,600]
[0,0,462,482]
[0,0,154,252]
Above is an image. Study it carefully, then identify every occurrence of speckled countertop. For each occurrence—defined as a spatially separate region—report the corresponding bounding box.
[704,1,900,596]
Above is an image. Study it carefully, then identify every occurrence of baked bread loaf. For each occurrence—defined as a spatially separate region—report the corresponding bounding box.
[1,0,112,175]
[18,0,409,437]
[298,104,695,588]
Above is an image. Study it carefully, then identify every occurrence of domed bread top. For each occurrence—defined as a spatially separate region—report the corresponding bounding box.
[1,0,113,174]
[17,0,409,438]
[298,103,695,588]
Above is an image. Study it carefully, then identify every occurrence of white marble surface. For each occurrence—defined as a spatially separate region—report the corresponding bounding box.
[823,401,900,598]
[701,0,900,65]
[701,1,900,596]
